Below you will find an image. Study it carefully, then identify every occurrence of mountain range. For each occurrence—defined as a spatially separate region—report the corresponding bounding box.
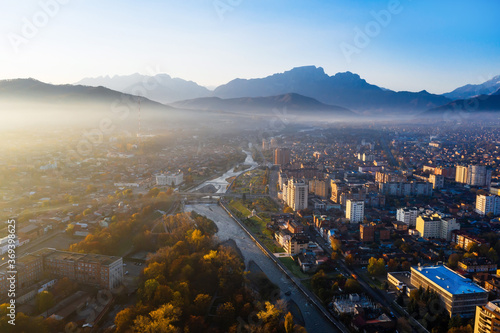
[429,88,500,113]
[76,73,211,104]
[212,66,452,114]
[3,67,500,122]
[171,93,353,116]
[443,75,500,100]
[0,78,170,110]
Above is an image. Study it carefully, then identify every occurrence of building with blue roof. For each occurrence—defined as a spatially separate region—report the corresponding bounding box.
[410,265,488,318]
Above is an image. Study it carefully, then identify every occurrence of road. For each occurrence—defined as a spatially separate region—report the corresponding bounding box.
[306,229,429,332]
[185,204,342,333]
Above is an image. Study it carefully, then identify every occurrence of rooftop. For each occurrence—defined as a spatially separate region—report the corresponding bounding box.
[412,265,487,295]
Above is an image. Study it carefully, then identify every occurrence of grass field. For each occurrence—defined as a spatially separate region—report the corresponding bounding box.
[231,168,269,194]
[279,257,311,279]
[228,198,284,253]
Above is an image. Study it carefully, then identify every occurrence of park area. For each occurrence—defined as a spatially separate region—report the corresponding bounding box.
[227,197,284,253]
[230,168,269,194]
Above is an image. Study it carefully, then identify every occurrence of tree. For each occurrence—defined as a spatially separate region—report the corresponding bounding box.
[448,315,462,330]
[36,291,55,314]
[387,259,399,272]
[115,307,137,333]
[284,312,294,333]
[344,278,362,293]
[488,248,499,263]
[193,294,211,315]
[401,261,411,271]
[283,206,294,214]
[345,254,355,266]
[367,257,386,276]
[147,187,160,198]
[142,279,160,302]
[132,303,181,333]
[52,277,77,299]
[330,238,342,252]
[215,302,235,329]
[447,253,461,268]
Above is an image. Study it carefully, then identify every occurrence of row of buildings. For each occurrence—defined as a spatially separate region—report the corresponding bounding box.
[456,165,492,187]
[0,248,123,303]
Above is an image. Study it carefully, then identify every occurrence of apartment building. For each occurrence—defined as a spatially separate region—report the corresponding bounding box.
[411,265,488,318]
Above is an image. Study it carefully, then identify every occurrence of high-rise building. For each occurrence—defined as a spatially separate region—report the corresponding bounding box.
[346,200,364,223]
[467,165,491,186]
[262,139,270,151]
[474,300,500,333]
[309,179,330,198]
[468,165,492,187]
[274,148,291,166]
[415,212,460,241]
[456,165,468,184]
[476,194,500,216]
[330,179,347,203]
[285,178,308,211]
[411,265,488,318]
[429,174,444,189]
[396,207,419,227]
[456,165,492,187]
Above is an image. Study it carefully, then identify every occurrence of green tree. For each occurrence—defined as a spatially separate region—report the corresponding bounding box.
[143,279,160,302]
[488,248,499,263]
[36,291,55,314]
[367,257,386,276]
[344,278,362,293]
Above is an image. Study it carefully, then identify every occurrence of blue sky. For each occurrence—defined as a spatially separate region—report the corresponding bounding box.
[0,0,499,93]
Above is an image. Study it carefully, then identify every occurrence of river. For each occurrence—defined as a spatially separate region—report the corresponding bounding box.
[190,150,258,194]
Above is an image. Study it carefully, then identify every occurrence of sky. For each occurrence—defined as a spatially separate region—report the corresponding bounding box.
[0,0,499,94]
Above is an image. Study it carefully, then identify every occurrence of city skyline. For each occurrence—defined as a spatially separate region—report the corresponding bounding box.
[1,0,500,93]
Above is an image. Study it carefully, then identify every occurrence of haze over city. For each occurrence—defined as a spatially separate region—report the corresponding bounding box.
[1,1,500,333]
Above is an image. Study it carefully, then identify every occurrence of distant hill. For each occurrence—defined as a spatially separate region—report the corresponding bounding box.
[0,78,171,109]
[428,88,500,113]
[171,93,354,117]
[0,78,179,130]
[444,75,500,100]
[76,73,211,104]
[212,66,451,113]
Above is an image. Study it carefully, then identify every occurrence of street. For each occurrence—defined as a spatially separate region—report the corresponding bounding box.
[185,203,342,333]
